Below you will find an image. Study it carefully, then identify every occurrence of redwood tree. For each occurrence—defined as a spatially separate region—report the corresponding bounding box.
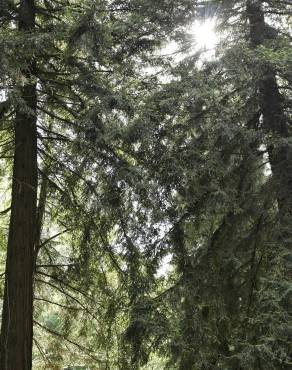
[0,1,37,369]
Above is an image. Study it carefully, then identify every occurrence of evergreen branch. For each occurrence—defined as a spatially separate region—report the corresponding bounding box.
[34,321,104,363]
[35,278,103,322]
[36,270,92,300]
[33,338,50,365]
[0,207,11,216]
[34,297,80,311]
[38,229,70,249]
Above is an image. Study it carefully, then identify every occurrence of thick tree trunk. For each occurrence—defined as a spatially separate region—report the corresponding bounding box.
[247,0,292,223]
[0,1,37,369]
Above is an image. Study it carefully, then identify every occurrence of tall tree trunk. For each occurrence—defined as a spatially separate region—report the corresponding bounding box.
[247,2,292,367]
[0,1,37,369]
[247,0,292,223]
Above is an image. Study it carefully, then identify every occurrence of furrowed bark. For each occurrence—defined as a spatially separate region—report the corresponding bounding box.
[0,1,37,369]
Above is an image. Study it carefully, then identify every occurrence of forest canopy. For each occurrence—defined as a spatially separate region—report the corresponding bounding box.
[0,1,291,369]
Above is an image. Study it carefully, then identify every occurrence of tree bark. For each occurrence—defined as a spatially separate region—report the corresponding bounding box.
[0,1,37,369]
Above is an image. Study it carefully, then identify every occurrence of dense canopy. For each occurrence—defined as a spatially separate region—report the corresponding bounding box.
[0,1,291,369]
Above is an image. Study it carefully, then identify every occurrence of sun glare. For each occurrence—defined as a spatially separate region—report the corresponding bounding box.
[190,18,218,53]
[158,17,219,66]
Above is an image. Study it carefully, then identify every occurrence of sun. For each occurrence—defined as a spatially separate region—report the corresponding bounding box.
[158,17,219,64]
[190,18,218,52]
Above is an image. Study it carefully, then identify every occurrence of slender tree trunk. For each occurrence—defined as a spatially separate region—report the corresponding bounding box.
[0,1,37,369]
[172,223,197,370]
[34,169,49,265]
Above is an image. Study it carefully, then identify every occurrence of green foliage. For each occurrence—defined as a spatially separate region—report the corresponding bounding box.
[0,0,291,369]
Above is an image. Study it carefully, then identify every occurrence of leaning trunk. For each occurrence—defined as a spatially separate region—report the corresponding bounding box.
[0,1,37,369]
